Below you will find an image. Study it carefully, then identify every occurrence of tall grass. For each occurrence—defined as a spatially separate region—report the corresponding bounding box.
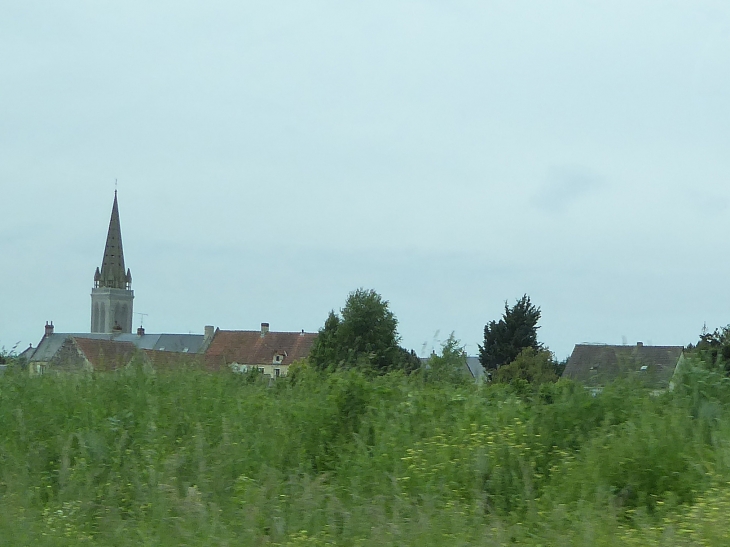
[1,360,729,545]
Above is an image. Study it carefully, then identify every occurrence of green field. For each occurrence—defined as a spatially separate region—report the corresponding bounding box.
[1,360,729,546]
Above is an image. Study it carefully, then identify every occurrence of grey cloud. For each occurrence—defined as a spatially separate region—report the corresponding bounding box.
[532,166,604,212]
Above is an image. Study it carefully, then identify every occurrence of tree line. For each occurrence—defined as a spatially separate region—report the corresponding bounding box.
[308,288,560,384]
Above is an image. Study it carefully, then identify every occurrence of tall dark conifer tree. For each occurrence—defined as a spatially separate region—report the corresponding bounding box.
[479,295,541,372]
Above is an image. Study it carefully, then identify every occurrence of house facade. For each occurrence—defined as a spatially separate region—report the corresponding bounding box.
[204,323,318,378]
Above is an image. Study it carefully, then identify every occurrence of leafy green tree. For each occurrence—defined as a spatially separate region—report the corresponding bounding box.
[423,333,470,385]
[307,311,342,368]
[493,347,557,385]
[393,346,423,375]
[0,344,19,367]
[337,288,399,369]
[479,294,541,373]
[309,288,413,374]
[690,324,730,373]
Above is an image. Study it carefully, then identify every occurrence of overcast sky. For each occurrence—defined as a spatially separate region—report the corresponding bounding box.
[2,1,730,359]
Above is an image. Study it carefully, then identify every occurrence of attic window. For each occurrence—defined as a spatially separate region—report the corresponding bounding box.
[640,365,648,371]
[274,355,283,363]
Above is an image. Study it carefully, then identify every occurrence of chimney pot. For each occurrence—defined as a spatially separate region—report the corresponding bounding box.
[44,321,54,336]
[261,322,270,337]
[637,341,644,347]
[137,326,145,336]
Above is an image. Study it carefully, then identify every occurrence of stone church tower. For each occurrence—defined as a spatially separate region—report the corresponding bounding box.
[90,191,134,333]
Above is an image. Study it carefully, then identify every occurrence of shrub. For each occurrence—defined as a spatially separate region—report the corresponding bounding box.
[494,348,558,386]
[421,333,471,385]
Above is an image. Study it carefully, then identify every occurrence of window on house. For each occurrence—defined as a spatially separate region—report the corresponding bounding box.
[275,368,280,377]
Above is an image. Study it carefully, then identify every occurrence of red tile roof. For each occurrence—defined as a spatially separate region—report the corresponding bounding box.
[142,349,204,370]
[204,330,318,371]
[72,337,139,371]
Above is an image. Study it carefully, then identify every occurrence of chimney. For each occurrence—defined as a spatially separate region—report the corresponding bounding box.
[300,329,305,336]
[137,326,145,336]
[204,325,215,343]
[44,321,54,336]
[261,322,270,337]
[637,341,643,347]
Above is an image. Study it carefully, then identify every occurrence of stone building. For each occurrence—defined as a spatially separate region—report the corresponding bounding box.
[24,191,209,375]
[26,321,209,375]
[23,191,318,376]
[204,323,317,378]
[91,191,134,334]
[49,336,140,373]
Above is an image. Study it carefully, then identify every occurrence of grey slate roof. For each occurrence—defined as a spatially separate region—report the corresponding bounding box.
[419,355,485,380]
[562,344,684,389]
[30,332,205,362]
[466,357,486,380]
[18,345,36,362]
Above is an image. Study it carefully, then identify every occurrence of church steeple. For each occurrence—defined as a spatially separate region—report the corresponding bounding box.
[95,191,132,290]
[90,191,134,334]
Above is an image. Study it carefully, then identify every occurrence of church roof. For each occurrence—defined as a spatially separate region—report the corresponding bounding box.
[30,332,205,362]
[96,191,131,289]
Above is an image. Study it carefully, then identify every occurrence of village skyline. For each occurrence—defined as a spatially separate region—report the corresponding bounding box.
[4,177,725,362]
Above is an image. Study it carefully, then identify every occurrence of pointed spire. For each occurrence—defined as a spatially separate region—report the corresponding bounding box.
[96,191,132,289]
